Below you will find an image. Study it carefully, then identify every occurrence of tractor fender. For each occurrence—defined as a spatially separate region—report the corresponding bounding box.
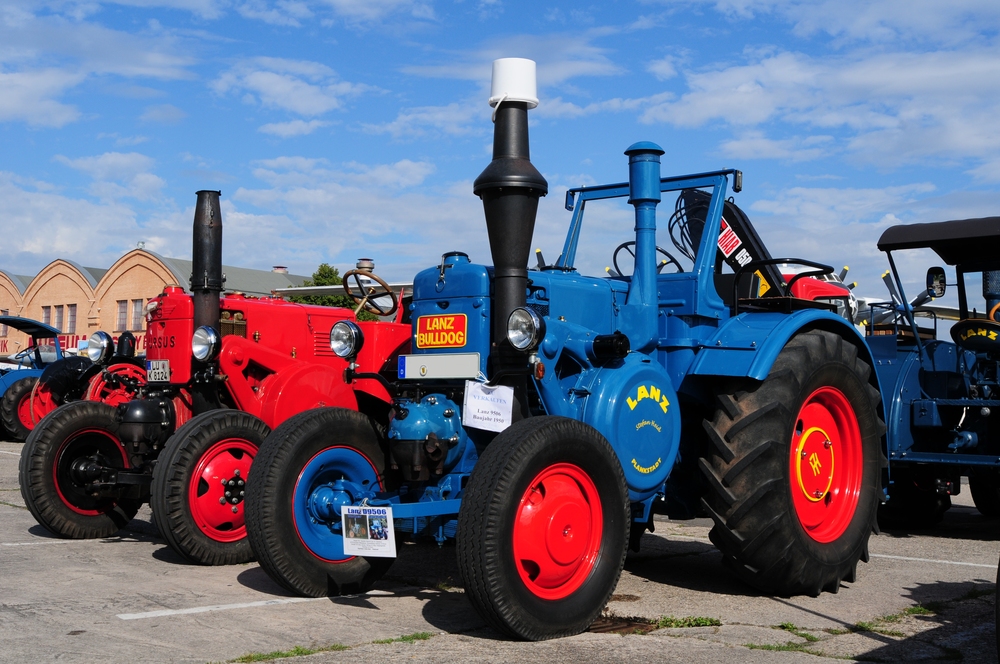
[257,363,358,430]
[688,309,875,383]
[579,354,681,502]
[37,356,94,402]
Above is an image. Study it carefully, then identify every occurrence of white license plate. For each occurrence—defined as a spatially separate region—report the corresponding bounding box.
[146,359,170,382]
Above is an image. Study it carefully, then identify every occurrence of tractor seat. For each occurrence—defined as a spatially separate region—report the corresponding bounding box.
[950,319,1000,352]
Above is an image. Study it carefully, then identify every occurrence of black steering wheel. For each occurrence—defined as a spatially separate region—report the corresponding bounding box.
[612,241,684,276]
[342,270,399,317]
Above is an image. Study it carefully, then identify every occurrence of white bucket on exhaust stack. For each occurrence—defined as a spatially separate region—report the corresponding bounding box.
[488,58,538,109]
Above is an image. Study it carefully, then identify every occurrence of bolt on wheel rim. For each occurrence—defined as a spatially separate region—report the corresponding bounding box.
[188,438,256,542]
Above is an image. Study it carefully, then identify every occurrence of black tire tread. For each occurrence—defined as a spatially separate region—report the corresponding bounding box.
[700,329,883,596]
[3,376,38,441]
[151,410,270,565]
[457,416,630,640]
[19,401,140,538]
[245,407,392,597]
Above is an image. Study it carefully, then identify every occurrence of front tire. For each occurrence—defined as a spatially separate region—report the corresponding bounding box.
[244,408,393,597]
[3,376,39,441]
[700,330,883,596]
[151,410,270,565]
[19,401,141,538]
[457,416,630,640]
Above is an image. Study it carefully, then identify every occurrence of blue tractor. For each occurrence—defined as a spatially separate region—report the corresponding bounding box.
[245,58,884,640]
[0,316,66,440]
[864,217,1000,526]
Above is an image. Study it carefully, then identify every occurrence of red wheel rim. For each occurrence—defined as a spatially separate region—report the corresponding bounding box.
[789,386,863,543]
[29,383,57,426]
[17,390,34,429]
[512,463,603,600]
[87,363,146,408]
[53,428,130,516]
[188,439,257,543]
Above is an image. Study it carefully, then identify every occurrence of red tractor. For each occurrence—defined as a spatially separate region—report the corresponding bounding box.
[20,190,410,566]
[3,337,147,441]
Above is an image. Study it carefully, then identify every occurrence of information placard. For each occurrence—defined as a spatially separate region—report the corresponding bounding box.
[462,381,514,432]
[340,505,396,558]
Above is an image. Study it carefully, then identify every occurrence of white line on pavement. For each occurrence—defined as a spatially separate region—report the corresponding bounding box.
[117,590,395,620]
[871,553,996,569]
[0,450,20,456]
[118,597,325,619]
[1,540,73,547]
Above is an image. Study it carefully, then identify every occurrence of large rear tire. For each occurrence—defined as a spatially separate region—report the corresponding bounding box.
[457,416,630,640]
[700,329,883,596]
[151,410,270,565]
[2,376,39,441]
[19,401,141,538]
[968,469,1000,518]
[244,408,394,597]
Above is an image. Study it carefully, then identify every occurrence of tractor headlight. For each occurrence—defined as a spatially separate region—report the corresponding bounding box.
[330,321,364,358]
[191,326,221,362]
[507,308,545,351]
[86,331,114,365]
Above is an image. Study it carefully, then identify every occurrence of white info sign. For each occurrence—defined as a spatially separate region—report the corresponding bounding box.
[340,505,396,558]
[462,380,514,432]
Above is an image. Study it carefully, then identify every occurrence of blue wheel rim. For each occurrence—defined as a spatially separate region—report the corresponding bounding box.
[292,446,381,562]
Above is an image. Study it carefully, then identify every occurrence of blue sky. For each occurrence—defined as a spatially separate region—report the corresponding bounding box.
[2,0,999,300]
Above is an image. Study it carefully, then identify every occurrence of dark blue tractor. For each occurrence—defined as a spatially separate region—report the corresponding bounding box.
[864,217,1000,526]
[0,316,66,440]
[244,58,885,640]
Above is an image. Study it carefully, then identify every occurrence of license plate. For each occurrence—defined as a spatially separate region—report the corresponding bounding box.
[146,359,170,382]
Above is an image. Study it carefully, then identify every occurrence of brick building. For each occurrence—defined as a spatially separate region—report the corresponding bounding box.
[0,250,307,356]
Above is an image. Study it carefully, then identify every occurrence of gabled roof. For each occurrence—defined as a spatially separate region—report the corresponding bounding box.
[155,257,308,296]
[0,270,31,295]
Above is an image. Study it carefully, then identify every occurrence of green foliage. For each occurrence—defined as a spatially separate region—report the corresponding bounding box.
[370,632,433,645]
[656,615,721,628]
[229,643,348,662]
[286,263,380,322]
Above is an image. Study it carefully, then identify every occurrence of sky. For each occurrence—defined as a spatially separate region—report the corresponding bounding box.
[2,0,999,302]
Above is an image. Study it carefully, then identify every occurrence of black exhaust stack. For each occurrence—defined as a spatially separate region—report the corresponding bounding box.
[190,190,224,415]
[474,59,547,352]
[191,190,225,332]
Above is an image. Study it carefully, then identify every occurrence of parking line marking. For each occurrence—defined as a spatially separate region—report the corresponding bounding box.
[1,540,73,547]
[0,450,20,456]
[116,589,397,620]
[871,553,995,569]
[118,597,325,620]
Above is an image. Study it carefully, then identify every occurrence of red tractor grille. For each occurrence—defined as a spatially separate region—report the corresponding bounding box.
[313,331,335,357]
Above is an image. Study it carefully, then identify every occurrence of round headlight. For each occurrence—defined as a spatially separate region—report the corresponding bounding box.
[507,308,544,351]
[86,331,114,365]
[330,321,364,358]
[191,326,220,362]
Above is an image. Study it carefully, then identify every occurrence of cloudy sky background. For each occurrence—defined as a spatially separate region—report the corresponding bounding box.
[2,0,999,300]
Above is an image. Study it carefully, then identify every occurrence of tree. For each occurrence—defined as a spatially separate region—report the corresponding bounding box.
[286,263,378,321]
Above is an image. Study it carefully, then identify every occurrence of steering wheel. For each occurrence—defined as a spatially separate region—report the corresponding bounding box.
[612,241,684,276]
[342,270,399,317]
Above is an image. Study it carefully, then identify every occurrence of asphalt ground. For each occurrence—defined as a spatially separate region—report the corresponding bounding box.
[1,436,998,663]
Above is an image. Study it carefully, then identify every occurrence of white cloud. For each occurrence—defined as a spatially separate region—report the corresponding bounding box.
[719,131,832,161]
[672,0,1000,45]
[641,48,1000,168]
[54,152,165,201]
[0,68,84,126]
[537,92,673,119]
[258,119,329,137]
[237,0,313,26]
[0,171,153,272]
[319,0,434,22]
[647,57,677,81]
[362,102,482,139]
[401,33,624,86]
[213,57,371,117]
[140,104,187,124]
